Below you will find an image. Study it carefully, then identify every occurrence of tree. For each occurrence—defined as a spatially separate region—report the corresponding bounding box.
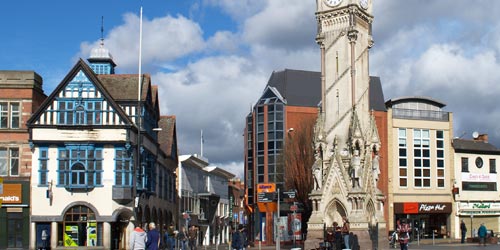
[282,118,316,231]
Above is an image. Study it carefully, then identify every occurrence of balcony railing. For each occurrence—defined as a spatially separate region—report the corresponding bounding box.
[392,108,449,121]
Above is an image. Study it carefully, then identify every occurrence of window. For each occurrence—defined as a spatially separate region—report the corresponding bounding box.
[57,100,102,125]
[0,102,20,129]
[115,148,133,187]
[39,148,49,185]
[59,205,101,246]
[0,147,19,176]
[57,145,103,190]
[414,129,430,188]
[436,130,445,188]
[490,159,496,173]
[398,128,407,187]
[461,157,469,172]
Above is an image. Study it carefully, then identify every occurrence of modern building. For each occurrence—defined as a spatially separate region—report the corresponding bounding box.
[385,96,454,239]
[244,69,321,244]
[178,154,234,246]
[452,134,500,239]
[0,70,47,249]
[27,39,178,249]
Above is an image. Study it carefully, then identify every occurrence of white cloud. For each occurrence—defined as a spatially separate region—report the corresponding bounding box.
[79,13,205,71]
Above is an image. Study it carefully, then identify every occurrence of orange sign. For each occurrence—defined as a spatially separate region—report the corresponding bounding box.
[0,184,22,204]
[257,183,277,212]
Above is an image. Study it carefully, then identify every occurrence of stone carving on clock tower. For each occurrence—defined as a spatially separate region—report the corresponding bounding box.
[305,0,386,249]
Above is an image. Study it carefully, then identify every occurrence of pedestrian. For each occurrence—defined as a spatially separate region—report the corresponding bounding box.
[326,226,335,250]
[188,225,198,250]
[334,222,342,250]
[341,217,350,249]
[478,223,487,246]
[147,222,161,250]
[460,220,467,244]
[130,224,147,250]
[232,225,244,250]
[177,226,188,250]
[397,219,410,250]
[164,223,176,250]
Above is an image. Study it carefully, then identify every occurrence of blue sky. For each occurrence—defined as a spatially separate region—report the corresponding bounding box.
[2,0,500,177]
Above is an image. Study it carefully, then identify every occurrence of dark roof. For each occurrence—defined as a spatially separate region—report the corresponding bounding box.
[385,96,446,108]
[452,139,500,154]
[158,116,177,158]
[369,76,386,112]
[265,69,385,110]
[97,74,151,102]
[266,69,321,107]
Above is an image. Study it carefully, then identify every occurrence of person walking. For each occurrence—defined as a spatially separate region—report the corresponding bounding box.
[478,223,487,246]
[460,220,467,244]
[147,222,161,250]
[188,225,198,250]
[341,217,350,249]
[231,225,244,250]
[130,224,147,250]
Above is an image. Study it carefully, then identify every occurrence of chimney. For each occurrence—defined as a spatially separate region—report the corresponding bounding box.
[477,134,489,143]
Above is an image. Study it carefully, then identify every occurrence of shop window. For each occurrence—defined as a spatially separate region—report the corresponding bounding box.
[59,205,101,246]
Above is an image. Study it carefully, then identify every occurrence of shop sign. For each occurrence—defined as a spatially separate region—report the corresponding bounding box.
[459,202,500,210]
[0,184,22,204]
[462,173,497,182]
[395,202,452,214]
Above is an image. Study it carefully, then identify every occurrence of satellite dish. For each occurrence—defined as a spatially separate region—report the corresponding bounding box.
[472,131,479,139]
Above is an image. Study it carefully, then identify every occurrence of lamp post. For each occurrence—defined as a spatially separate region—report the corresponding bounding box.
[470,214,473,239]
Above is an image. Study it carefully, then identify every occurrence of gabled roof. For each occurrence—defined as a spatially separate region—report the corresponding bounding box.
[452,139,500,154]
[98,74,151,102]
[27,59,133,126]
[266,69,321,107]
[204,166,236,179]
[158,115,177,158]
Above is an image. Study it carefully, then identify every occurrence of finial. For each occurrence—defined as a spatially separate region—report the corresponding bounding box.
[101,16,104,42]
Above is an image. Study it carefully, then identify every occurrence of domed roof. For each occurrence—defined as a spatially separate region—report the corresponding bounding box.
[89,39,113,60]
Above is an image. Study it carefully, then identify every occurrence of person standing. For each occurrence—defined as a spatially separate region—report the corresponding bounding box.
[341,217,350,249]
[478,223,487,246]
[188,225,198,250]
[147,222,161,250]
[397,219,410,250]
[460,220,467,244]
[164,224,176,250]
[177,226,188,250]
[130,224,147,250]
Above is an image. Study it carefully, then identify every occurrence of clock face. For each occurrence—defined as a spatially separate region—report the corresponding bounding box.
[475,157,483,168]
[324,0,342,7]
[359,0,369,9]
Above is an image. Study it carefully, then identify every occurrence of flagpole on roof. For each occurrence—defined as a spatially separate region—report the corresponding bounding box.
[137,6,143,105]
[201,129,204,158]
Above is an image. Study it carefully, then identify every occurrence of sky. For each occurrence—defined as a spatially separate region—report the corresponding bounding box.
[2,0,500,178]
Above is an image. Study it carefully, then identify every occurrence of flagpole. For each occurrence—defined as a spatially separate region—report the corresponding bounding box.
[201,129,204,157]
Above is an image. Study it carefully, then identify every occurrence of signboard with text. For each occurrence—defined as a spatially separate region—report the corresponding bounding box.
[394,202,452,214]
[0,183,22,204]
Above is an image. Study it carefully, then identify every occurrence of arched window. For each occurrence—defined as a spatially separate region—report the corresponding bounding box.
[58,205,101,246]
[70,163,86,186]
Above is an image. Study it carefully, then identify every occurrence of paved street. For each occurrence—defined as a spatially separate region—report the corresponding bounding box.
[198,239,500,250]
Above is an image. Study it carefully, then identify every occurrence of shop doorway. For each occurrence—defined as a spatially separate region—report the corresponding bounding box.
[395,214,448,240]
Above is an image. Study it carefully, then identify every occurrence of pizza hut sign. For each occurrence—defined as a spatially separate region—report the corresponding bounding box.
[396,202,452,214]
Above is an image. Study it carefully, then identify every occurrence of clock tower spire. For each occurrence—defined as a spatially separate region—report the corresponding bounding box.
[306,1,385,249]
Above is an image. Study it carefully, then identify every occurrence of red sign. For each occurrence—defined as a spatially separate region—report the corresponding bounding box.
[290,205,298,212]
[395,202,452,214]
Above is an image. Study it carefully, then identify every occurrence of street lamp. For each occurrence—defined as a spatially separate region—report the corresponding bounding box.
[470,214,473,239]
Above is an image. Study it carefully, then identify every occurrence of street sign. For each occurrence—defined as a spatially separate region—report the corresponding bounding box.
[290,205,298,212]
[283,191,296,199]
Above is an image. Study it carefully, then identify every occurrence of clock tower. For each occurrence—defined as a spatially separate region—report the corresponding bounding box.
[305,0,386,249]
